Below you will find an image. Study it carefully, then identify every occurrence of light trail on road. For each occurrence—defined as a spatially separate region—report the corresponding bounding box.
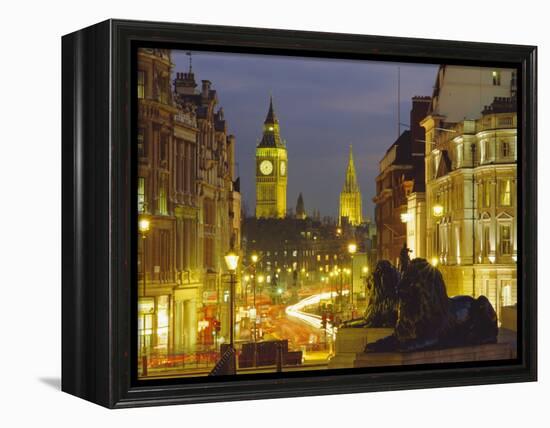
[285,290,349,336]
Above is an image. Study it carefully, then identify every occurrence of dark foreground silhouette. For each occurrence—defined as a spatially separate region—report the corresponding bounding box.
[343,258,498,353]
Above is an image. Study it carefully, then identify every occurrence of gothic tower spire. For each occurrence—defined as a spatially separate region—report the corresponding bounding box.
[296,192,306,220]
[339,145,363,226]
[264,95,277,124]
[344,145,359,192]
[255,96,288,219]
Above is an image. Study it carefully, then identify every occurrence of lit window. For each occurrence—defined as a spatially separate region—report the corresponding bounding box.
[483,182,491,208]
[500,225,512,255]
[156,296,170,349]
[138,177,146,213]
[456,144,463,168]
[159,184,168,215]
[483,226,491,257]
[138,127,147,158]
[500,179,512,206]
[137,71,145,99]
[502,282,513,306]
[492,70,501,86]
[501,141,510,158]
[480,140,487,164]
[160,134,169,163]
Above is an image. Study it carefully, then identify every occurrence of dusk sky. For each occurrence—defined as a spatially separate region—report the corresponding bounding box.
[173,51,439,220]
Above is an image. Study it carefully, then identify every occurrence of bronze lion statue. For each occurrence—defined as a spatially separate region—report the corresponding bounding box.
[366,258,498,353]
[341,260,400,328]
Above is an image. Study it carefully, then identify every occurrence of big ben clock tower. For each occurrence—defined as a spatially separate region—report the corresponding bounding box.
[255,97,288,219]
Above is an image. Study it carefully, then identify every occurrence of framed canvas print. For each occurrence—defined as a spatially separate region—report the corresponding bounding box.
[62,19,537,408]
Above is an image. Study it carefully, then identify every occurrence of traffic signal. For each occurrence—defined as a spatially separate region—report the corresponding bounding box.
[321,312,327,329]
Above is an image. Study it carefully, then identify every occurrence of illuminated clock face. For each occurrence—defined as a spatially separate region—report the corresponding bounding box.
[260,160,273,175]
[280,161,286,176]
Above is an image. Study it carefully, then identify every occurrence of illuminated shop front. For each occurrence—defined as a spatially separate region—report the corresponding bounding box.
[138,295,170,356]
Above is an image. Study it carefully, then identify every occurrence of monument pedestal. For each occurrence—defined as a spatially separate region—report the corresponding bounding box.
[328,328,393,369]
[329,327,516,369]
[352,342,513,367]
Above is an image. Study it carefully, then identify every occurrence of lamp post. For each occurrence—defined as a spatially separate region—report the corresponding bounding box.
[432,203,444,266]
[138,212,151,376]
[224,249,239,350]
[138,213,151,296]
[347,242,357,315]
[250,253,258,343]
[360,266,369,299]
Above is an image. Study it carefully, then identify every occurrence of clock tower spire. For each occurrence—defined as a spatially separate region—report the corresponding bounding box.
[255,96,288,219]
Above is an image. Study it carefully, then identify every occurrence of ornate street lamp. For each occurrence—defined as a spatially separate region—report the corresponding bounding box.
[138,213,151,296]
[361,266,369,299]
[347,242,357,313]
[224,250,239,350]
[250,252,258,344]
[138,212,151,376]
[432,203,444,267]
[432,204,444,218]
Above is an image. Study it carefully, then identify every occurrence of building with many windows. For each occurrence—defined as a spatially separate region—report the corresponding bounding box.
[374,97,430,265]
[137,48,240,360]
[419,65,517,319]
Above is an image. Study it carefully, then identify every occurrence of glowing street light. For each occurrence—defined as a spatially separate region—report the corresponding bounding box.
[360,266,369,299]
[401,212,412,223]
[224,250,239,272]
[432,204,444,218]
[250,252,259,345]
[138,212,152,376]
[138,215,151,235]
[348,243,357,311]
[224,249,239,353]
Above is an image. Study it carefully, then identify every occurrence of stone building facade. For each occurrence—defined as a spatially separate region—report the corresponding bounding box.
[419,65,517,319]
[422,98,517,316]
[374,97,430,266]
[137,48,240,360]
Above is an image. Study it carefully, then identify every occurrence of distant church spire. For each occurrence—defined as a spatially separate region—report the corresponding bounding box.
[339,145,363,226]
[296,192,306,220]
[343,145,359,192]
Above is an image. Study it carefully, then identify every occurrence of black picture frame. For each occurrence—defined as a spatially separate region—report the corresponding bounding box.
[62,19,537,408]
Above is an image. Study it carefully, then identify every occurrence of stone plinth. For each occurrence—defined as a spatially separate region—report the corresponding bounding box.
[500,306,517,332]
[328,328,393,369]
[352,342,513,368]
[329,328,516,369]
